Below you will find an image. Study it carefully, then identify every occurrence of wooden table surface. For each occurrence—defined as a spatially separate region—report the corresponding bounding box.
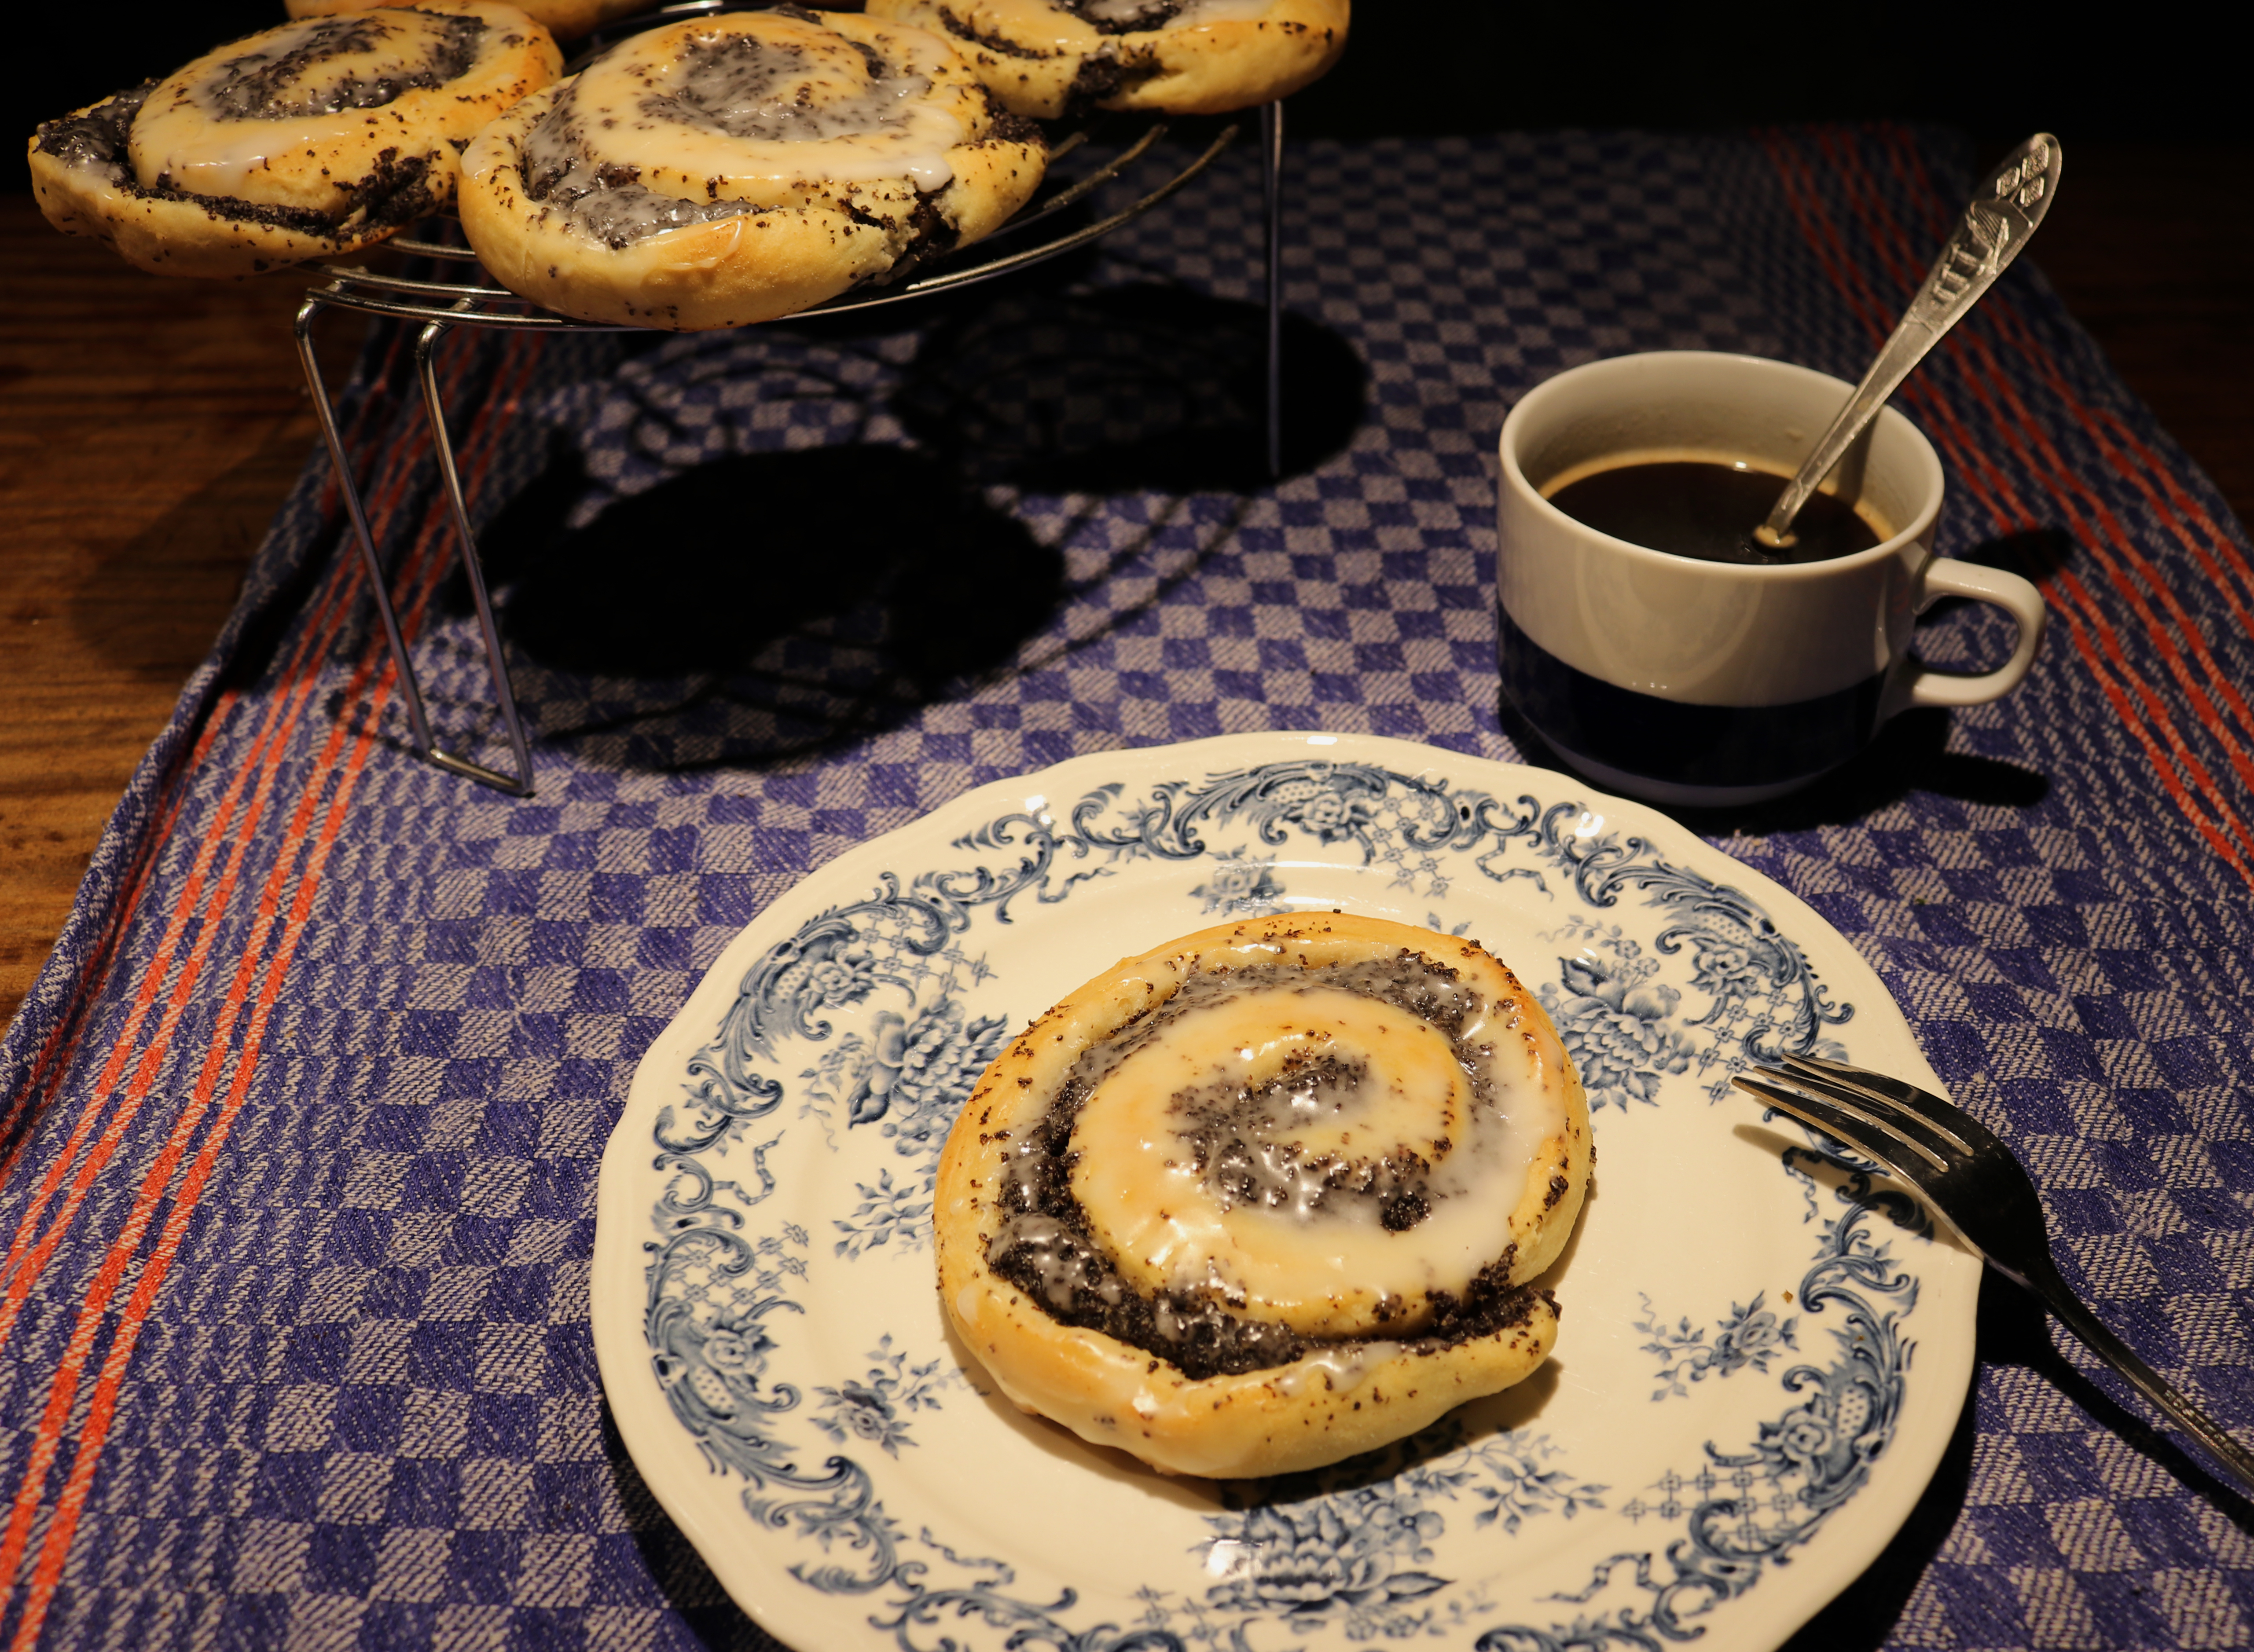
[4,142,2251,1031]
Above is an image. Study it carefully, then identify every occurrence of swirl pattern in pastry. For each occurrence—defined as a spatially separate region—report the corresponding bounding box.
[455,7,1048,330]
[936,911,1591,1479]
[865,0,1349,118]
[25,1,562,277]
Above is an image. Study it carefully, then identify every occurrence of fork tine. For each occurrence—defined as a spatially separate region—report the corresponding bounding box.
[1755,1062,1972,1168]
[1732,1075,1949,1183]
[1755,1066,2254,1503]
[1780,1051,1999,1157]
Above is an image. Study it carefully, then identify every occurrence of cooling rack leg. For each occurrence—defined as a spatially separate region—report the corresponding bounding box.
[1261,99,1286,480]
[297,295,438,758]
[414,321,536,797]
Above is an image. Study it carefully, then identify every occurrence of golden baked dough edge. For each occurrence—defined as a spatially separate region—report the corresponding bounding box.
[456,13,1049,330]
[868,0,1350,120]
[26,0,561,278]
[935,910,1592,1480]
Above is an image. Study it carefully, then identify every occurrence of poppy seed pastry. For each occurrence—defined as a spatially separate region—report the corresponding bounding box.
[936,911,1591,1480]
[455,6,1048,330]
[26,1,562,278]
[864,0,1349,119]
[287,0,657,43]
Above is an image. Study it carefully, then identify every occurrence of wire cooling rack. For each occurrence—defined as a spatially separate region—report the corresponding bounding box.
[294,0,1289,795]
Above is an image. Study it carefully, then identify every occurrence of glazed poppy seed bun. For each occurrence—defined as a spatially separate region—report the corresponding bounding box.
[288,0,657,42]
[26,1,561,278]
[936,911,1591,1480]
[455,7,1048,330]
[866,0,1349,119]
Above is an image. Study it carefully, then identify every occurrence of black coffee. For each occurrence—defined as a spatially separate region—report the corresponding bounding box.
[1545,460,1882,565]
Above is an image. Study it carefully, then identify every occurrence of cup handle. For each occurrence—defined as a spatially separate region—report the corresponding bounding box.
[1893,558,2048,711]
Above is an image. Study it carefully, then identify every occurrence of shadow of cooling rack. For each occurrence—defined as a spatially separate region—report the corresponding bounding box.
[292,0,1286,796]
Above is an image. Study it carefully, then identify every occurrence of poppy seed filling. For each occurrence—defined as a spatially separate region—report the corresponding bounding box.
[984,954,1551,1381]
[520,80,778,248]
[34,79,443,235]
[33,83,154,172]
[1067,0,1191,32]
[517,26,965,254]
[198,13,486,121]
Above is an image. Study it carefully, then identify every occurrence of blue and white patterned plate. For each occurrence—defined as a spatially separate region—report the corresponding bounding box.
[593,732,1980,1652]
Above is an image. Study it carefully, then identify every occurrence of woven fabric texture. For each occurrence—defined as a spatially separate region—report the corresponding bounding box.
[2,124,2250,1652]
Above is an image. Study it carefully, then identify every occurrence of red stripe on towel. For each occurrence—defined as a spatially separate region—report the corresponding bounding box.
[1819,130,2254,783]
[0,335,448,1364]
[0,325,416,1162]
[1760,132,2254,881]
[1874,125,2254,641]
[0,332,543,1635]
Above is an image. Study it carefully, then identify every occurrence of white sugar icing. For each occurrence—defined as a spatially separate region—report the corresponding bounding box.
[130,11,481,197]
[1266,1340,1400,1396]
[1067,976,1565,1337]
[1081,0,1275,24]
[547,15,965,206]
[934,913,1587,1481]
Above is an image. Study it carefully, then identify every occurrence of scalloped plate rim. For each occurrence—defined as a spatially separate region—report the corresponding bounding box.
[592,730,1979,1652]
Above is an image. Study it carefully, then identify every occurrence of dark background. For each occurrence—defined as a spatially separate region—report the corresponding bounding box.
[8,0,2241,174]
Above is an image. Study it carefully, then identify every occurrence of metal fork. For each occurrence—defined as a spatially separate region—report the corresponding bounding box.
[1735,1052,2254,1500]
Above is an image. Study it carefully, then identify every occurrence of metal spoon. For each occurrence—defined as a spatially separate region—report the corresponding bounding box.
[1755,132,2063,549]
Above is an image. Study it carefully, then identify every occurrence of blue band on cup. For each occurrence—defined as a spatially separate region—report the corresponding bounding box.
[1498,608,1886,790]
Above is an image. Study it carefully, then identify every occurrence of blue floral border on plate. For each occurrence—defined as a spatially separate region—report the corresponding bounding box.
[635,760,1923,1650]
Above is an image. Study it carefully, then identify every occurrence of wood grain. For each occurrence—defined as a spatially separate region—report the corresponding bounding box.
[2023,143,2254,519]
[0,193,364,1029]
[2,143,2251,1031]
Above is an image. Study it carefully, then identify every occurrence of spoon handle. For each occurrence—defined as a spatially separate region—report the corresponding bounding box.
[1763,133,2063,543]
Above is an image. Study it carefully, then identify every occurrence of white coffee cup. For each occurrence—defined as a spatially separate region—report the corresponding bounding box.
[1496,351,2046,807]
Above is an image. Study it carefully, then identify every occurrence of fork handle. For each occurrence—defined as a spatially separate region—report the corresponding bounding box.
[2023,1270,2254,1500]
